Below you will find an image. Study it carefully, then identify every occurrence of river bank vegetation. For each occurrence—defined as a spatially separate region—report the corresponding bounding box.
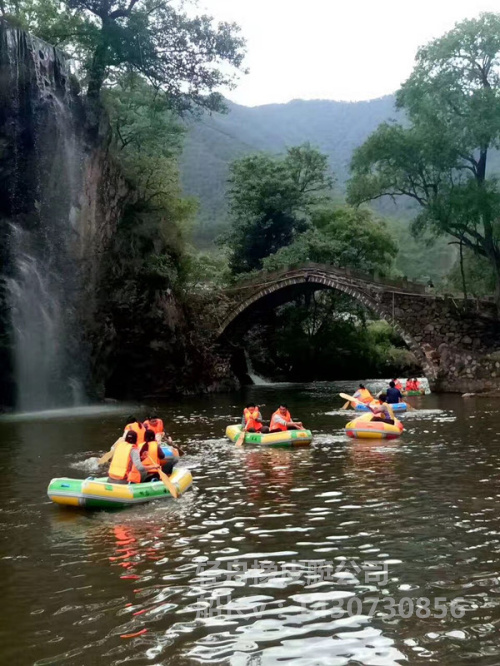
[1,5,499,396]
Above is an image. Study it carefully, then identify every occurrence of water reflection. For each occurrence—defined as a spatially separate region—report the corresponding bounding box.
[2,383,500,664]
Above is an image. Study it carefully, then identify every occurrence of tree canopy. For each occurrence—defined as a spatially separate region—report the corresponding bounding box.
[222,144,333,274]
[2,0,245,110]
[348,12,500,310]
[262,204,397,275]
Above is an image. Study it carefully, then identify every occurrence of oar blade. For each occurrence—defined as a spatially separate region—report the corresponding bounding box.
[235,430,246,447]
[158,469,179,498]
[98,450,114,465]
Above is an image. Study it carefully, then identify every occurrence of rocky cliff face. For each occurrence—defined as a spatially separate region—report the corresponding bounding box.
[0,23,235,409]
[0,24,137,408]
[0,24,86,408]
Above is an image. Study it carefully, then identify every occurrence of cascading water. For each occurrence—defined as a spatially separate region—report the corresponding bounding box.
[1,26,87,411]
[244,350,270,385]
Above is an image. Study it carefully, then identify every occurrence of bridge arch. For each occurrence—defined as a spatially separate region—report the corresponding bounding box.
[217,266,437,380]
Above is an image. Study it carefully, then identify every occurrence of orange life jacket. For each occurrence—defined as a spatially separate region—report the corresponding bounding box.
[143,418,164,436]
[406,380,415,391]
[140,441,160,467]
[357,388,372,404]
[108,440,142,484]
[243,407,262,432]
[270,409,291,431]
[125,421,146,445]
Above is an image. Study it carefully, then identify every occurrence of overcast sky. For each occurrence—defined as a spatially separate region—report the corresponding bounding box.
[199,0,500,107]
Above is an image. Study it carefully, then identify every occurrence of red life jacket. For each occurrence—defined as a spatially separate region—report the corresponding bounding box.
[394,381,403,391]
[143,418,164,436]
[243,407,262,432]
[270,409,291,431]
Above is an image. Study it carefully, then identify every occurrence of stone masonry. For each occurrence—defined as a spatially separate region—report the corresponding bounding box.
[214,263,500,393]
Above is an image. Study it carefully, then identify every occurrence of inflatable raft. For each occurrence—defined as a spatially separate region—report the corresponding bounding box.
[356,401,407,412]
[345,413,404,440]
[47,467,193,509]
[403,389,425,396]
[226,424,313,447]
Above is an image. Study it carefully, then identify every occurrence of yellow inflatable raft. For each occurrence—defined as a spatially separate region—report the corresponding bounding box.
[226,424,313,447]
[48,467,193,509]
[345,412,404,440]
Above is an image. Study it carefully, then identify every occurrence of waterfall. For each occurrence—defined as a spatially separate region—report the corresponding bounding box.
[244,351,270,385]
[1,26,86,411]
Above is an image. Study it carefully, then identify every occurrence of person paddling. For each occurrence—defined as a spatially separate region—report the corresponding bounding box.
[386,381,403,404]
[392,378,403,392]
[269,404,303,432]
[370,393,395,424]
[107,430,149,484]
[123,415,146,445]
[141,429,176,480]
[352,384,373,406]
[143,415,165,441]
[241,403,269,434]
[405,378,415,391]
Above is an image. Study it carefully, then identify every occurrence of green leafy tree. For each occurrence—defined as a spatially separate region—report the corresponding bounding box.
[263,204,397,274]
[348,12,500,311]
[245,204,404,382]
[103,73,185,159]
[223,144,333,274]
[2,0,245,108]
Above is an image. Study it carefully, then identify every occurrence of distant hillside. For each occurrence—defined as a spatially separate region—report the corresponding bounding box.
[180,95,400,242]
[180,96,458,282]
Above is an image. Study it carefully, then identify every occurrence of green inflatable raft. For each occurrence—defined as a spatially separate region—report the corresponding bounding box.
[225,424,313,447]
[47,466,193,509]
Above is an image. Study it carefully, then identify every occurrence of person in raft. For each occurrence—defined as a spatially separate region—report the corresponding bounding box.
[107,430,155,484]
[370,393,395,424]
[123,415,146,444]
[140,429,177,479]
[406,378,421,391]
[269,404,303,432]
[353,384,373,404]
[241,403,269,433]
[144,424,185,459]
[143,414,165,442]
[392,378,403,391]
[386,380,403,404]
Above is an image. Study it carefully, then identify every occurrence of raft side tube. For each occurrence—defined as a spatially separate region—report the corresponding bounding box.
[225,424,313,447]
[47,467,193,509]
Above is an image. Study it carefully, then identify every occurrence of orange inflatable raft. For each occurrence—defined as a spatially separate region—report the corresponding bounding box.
[345,412,404,440]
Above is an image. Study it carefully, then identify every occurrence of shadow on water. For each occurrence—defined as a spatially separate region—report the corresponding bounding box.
[1,382,500,664]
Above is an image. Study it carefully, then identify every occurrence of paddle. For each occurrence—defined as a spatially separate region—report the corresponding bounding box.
[144,455,179,499]
[339,393,376,413]
[341,401,350,409]
[98,438,121,465]
[235,424,247,447]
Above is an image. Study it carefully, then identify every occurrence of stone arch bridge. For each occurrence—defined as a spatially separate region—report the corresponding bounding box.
[212,263,500,393]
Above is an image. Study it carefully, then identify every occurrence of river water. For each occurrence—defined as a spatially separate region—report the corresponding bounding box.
[1,381,500,665]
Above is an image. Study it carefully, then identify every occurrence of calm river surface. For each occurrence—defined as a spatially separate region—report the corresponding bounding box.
[1,380,500,665]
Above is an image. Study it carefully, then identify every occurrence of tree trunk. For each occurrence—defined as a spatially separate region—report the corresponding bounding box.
[459,239,468,301]
[87,25,110,102]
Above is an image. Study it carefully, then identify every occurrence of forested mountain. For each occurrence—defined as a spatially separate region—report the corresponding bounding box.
[180,95,400,240]
[180,95,458,282]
